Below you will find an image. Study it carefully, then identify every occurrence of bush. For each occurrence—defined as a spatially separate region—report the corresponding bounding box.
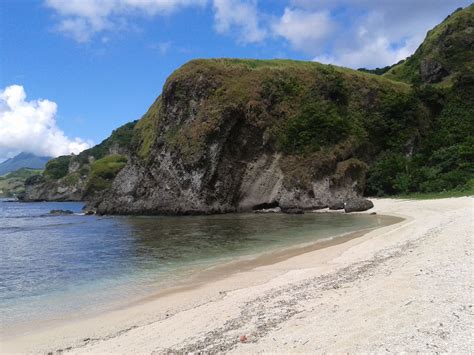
[44,156,71,179]
[366,153,411,196]
[280,102,353,154]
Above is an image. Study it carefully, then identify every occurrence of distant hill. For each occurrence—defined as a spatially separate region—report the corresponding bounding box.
[0,168,43,197]
[0,152,51,176]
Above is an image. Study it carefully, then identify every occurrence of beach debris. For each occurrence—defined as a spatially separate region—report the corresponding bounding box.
[239,335,248,343]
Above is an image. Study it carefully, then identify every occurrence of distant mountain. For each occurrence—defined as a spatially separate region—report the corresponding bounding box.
[0,152,51,176]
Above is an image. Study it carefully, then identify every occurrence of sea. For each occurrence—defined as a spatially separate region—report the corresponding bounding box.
[0,199,389,333]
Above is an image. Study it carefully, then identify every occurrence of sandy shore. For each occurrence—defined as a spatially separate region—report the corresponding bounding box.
[1,197,472,353]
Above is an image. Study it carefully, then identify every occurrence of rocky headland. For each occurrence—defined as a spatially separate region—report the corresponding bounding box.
[21,5,473,215]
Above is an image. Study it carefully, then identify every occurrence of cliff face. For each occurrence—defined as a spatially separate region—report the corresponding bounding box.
[89,60,414,214]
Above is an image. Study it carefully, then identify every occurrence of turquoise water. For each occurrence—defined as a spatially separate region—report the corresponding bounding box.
[0,200,386,331]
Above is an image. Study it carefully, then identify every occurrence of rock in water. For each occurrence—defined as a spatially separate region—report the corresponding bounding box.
[49,209,74,215]
[282,208,304,214]
[344,198,374,213]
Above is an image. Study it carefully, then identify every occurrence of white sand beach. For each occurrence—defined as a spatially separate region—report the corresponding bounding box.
[2,197,473,353]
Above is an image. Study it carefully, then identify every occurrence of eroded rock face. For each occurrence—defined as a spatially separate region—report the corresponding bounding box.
[420,58,448,83]
[22,174,85,201]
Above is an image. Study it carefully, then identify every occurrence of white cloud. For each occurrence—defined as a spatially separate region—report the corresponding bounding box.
[45,0,207,42]
[157,41,172,54]
[313,32,422,69]
[212,0,266,43]
[288,0,471,68]
[0,85,92,160]
[272,8,334,54]
[44,0,472,68]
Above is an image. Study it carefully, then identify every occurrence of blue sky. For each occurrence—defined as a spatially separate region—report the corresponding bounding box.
[0,0,471,161]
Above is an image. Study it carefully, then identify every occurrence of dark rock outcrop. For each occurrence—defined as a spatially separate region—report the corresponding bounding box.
[344,198,374,213]
[420,58,448,83]
[22,173,84,201]
[328,201,345,210]
[49,209,74,215]
[282,208,304,214]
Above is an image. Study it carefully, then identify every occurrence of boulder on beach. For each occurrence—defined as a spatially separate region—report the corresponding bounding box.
[344,198,374,213]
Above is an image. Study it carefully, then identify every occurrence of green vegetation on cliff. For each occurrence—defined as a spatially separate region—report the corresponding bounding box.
[366,77,474,195]
[75,120,137,165]
[38,121,137,197]
[85,155,128,195]
[365,4,473,195]
[44,155,71,179]
[132,97,161,159]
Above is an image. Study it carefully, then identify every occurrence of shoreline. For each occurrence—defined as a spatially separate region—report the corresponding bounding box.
[0,213,400,339]
[114,213,402,310]
[1,197,472,353]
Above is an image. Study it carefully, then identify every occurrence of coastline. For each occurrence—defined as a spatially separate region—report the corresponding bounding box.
[1,197,472,353]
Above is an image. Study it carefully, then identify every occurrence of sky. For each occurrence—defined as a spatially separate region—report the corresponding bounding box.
[0,0,471,162]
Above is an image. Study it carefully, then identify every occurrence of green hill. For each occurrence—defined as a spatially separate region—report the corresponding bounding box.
[22,121,137,201]
[385,5,474,85]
